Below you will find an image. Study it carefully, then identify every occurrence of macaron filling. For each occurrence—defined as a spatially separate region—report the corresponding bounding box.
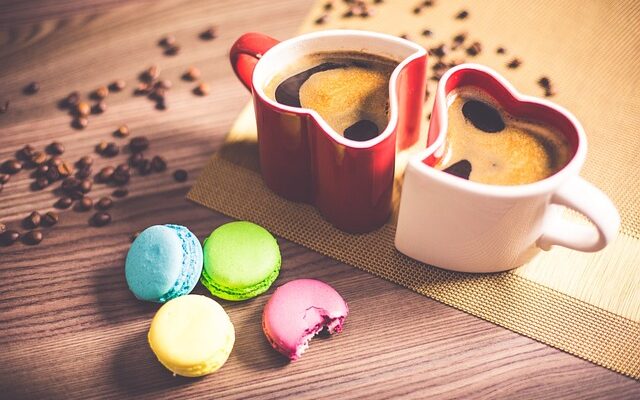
[200,262,280,300]
[153,224,202,302]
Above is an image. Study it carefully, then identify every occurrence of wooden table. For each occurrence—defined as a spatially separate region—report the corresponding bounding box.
[0,1,638,398]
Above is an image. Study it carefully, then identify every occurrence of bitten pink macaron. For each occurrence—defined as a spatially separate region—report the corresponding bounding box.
[262,279,348,361]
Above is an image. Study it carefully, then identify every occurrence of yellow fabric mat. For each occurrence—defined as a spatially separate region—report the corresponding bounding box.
[189,0,640,378]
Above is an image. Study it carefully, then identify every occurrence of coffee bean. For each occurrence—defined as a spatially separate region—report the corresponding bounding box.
[65,91,80,107]
[46,141,65,155]
[0,230,21,246]
[36,164,49,177]
[94,85,109,99]
[453,32,467,44]
[17,144,35,160]
[23,211,41,229]
[34,177,48,190]
[159,35,176,47]
[0,222,5,234]
[92,212,111,227]
[46,167,61,183]
[95,197,113,211]
[496,47,506,54]
[30,151,48,166]
[155,99,167,111]
[151,156,167,172]
[48,156,62,167]
[129,137,150,153]
[77,196,93,211]
[57,162,74,177]
[422,29,433,37]
[144,65,160,82]
[466,42,482,56]
[443,159,472,180]
[194,82,210,96]
[92,101,107,114]
[128,152,144,167]
[429,44,448,58]
[76,165,92,179]
[74,117,89,129]
[97,166,115,182]
[183,66,201,81]
[200,26,217,40]
[164,45,180,56]
[455,10,469,19]
[462,100,505,133]
[0,100,9,113]
[113,165,131,185]
[0,173,10,184]
[173,169,188,182]
[138,159,152,175]
[24,81,40,94]
[79,179,92,193]
[115,125,130,138]
[150,87,166,101]
[42,211,59,227]
[110,79,126,92]
[76,101,91,117]
[77,155,93,168]
[55,196,73,209]
[134,82,152,96]
[102,142,120,158]
[112,188,128,198]
[3,159,23,174]
[507,58,522,69]
[315,13,329,24]
[23,230,43,245]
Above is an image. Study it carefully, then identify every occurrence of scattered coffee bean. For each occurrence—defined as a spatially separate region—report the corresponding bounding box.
[200,26,217,40]
[42,211,59,227]
[453,32,467,45]
[49,156,62,167]
[422,0,434,6]
[92,212,111,227]
[92,101,107,114]
[455,10,469,19]
[23,211,41,229]
[159,35,176,47]
[103,142,120,158]
[466,41,482,56]
[112,188,128,198]
[76,101,91,117]
[537,76,556,96]
[80,179,93,193]
[429,44,448,58]
[183,66,201,81]
[507,58,522,69]
[45,167,60,183]
[173,169,188,182]
[77,155,93,168]
[144,65,160,82]
[46,141,65,155]
[324,1,333,10]
[164,45,180,56]
[55,196,73,209]
[94,85,109,99]
[16,144,35,160]
[0,173,9,184]
[129,136,150,153]
[496,46,506,54]
[315,13,329,24]
[57,162,74,177]
[97,166,115,182]
[65,91,80,108]
[138,159,152,175]
[135,82,152,96]
[76,166,92,179]
[74,117,89,129]
[0,230,21,246]
[110,80,126,92]
[96,197,114,211]
[194,82,210,96]
[30,151,48,166]
[77,196,93,211]
[422,29,433,37]
[0,100,9,114]
[24,81,40,95]
[3,159,23,174]
[113,164,131,185]
[0,222,5,233]
[114,124,130,138]
[155,99,167,111]
[34,177,48,190]
[36,164,49,176]
[23,230,43,245]
[151,156,167,172]
[128,152,144,167]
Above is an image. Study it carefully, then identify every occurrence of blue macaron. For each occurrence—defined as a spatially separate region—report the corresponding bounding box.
[125,224,203,303]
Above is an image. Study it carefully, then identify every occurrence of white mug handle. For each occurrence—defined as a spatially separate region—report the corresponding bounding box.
[537,176,620,252]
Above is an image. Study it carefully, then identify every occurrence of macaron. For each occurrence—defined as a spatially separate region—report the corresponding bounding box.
[262,279,348,361]
[148,294,235,377]
[201,221,281,301]
[125,224,203,303]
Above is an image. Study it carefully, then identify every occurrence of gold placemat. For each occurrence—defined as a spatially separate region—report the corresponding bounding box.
[189,0,640,378]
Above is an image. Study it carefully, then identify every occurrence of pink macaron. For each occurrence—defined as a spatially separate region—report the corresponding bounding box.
[262,279,348,361]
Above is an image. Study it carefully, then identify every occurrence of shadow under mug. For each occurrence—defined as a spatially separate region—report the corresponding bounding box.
[395,64,620,273]
[230,30,428,233]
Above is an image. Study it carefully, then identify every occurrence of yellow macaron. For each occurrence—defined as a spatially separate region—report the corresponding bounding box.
[148,294,235,377]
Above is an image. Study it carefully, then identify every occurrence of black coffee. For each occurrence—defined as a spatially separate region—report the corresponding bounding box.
[264,51,398,141]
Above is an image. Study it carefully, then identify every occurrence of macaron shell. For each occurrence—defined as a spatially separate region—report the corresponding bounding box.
[202,221,280,300]
[125,225,183,302]
[162,224,203,300]
[262,279,348,360]
[148,295,235,377]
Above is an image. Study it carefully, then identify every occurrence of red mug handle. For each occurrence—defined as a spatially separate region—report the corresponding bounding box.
[230,32,280,91]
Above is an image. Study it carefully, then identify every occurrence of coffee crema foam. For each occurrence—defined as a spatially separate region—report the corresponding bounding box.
[264,51,399,141]
[435,86,571,186]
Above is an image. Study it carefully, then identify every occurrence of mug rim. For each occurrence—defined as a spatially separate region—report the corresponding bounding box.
[410,63,588,199]
[250,29,427,149]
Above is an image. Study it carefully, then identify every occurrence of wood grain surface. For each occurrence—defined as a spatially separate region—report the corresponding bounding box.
[0,0,638,399]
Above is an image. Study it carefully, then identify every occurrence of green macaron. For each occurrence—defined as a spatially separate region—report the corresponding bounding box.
[201,221,281,301]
